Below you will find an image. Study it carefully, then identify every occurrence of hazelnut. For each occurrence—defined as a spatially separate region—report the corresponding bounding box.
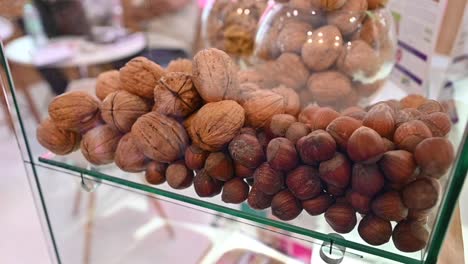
[131,112,188,163]
[243,90,285,128]
[229,133,265,168]
[240,127,257,136]
[297,130,337,165]
[382,138,396,151]
[286,122,311,144]
[358,214,392,246]
[341,106,365,116]
[419,112,452,137]
[363,103,395,138]
[400,94,427,109]
[326,116,362,150]
[417,99,444,114]
[248,186,274,210]
[272,86,301,116]
[222,178,250,204]
[205,152,234,181]
[407,209,431,223]
[277,21,313,54]
[145,161,167,185]
[185,145,209,170]
[268,114,297,138]
[311,0,346,10]
[319,153,351,189]
[337,40,381,78]
[48,91,101,132]
[325,203,357,234]
[393,120,432,152]
[352,164,384,196]
[235,162,255,178]
[166,160,194,189]
[192,48,239,102]
[189,100,245,151]
[371,191,408,221]
[194,170,223,197]
[392,220,429,252]
[101,91,151,133]
[414,138,454,178]
[153,72,203,118]
[298,104,320,125]
[307,71,352,106]
[115,134,147,172]
[95,70,121,101]
[367,0,388,9]
[271,190,303,221]
[347,127,385,163]
[120,56,165,99]
[302,194,334,216]
[346,190,371,214]
[302,25,343,71]
[36,118,80,155]
[326,184,347,196]
[273,53,310,91]
[379,150,416,184]
[327,0,368,35]
[311,107,341,130]
[354,80,385,97]
[344,110,367,121]
[257,130,273,149]
[402,177,440,210]
[286,165,322,200]
[253,163,285,195]
[267,138,299,172]
[166,58,192,74]
[395,108,423,128]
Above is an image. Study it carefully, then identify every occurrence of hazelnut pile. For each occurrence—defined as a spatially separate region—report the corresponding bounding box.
[250,0,394,108]
[37,48,454,253]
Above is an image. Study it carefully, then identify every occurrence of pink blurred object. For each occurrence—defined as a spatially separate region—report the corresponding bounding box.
[279,237,312,264]
[198,0,209,7]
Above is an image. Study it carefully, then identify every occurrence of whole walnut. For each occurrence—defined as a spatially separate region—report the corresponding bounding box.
[131,112,188,163]
[81,125,122,165]
[37,118,81,155]
[120,57,166,99]
[153,72,203,118]
[238,69,273,88]
[231,82,261,104]
[327,0,368,35]
[189,100,245,152]
[359,14,390,49]
[193,48,239,102]
[48,91,101,133]
[274,53,310,90]
[243,90,285,128]
[308,71,352,105]
[166,58,193,74]
[272,85,301,116]
[101,91,151,133]
[95,70,121,101]
[337,40,382,78]
[115,133,147,172]
[277,21,313,54]
[302,25,343,71]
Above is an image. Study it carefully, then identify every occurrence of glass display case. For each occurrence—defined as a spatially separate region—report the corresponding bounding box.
[0,1,467,264]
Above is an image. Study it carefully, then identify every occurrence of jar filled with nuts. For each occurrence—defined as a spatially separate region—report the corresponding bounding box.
[251,0,396,109]
[201,0,269,61]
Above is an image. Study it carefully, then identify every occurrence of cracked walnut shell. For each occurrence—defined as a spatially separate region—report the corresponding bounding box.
[188,100,245,152]
[101,91,151,133]
[153,72,202,118]
[120,56,166,99]
[80,125,122,165]
[37,118,81,155]
[95,70,121,101]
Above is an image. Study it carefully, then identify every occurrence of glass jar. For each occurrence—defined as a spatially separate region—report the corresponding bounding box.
[253,0,397,109]
[201,0,269,60]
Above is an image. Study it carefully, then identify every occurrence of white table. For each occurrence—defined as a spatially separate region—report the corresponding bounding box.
[4,32,146,68]
[0,16,14,41]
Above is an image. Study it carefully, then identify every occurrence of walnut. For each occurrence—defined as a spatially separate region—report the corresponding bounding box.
[277,21,313,54]
[367,0,388,9]
[36,118,81,155]
[337,40,382,78]
[193,48,239,102]
[115,133,147,172]
[354,80,385,97]
[308,71,352,105]
[311,0,347,10]
[243,90,285,128]
[223,24,255,56]
[358,14,390,49]
[228,82,261,104]
[272,85,301,116]
[166,58,193,74]
[120,56,166,99]
[188,100,245,151]
[302,25,343,71]
[273,53,310,90]
[131,112,188,163]
[80,125,122,165]
[48,91,101,133]
[238,69,271,88]
[327,0,368,35]
[153,72,203,118]
[101,91,151,133]
[95,70,121,101]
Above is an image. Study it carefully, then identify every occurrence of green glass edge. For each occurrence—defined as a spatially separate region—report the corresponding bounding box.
[424,123,468,264]
[39,157,420,264]
[0,43,62,263]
